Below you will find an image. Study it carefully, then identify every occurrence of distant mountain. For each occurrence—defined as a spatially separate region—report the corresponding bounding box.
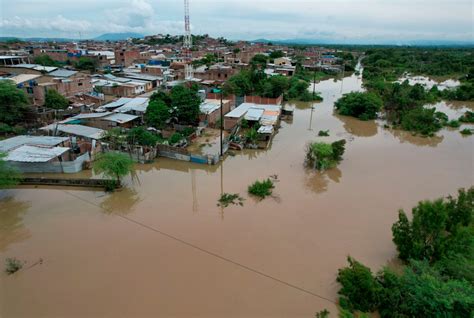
[93,33,144,41]
[0,36,74,42]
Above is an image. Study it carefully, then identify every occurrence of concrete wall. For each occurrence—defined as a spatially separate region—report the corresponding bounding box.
[8,152,90,174]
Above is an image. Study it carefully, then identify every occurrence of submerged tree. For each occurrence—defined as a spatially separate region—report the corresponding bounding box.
[93,152,134,188]
[0,152,22,188]
[306,140,346,170]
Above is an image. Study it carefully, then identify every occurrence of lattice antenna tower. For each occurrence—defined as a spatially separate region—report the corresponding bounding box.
[184,0,194,80]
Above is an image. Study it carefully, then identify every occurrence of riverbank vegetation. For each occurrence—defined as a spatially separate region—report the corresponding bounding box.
[223,54,323,102]
[306,140,346,171]
[93,152,134,189]
[334,92,382,120]
[334,187,474,317]
[248,178,275,199]
[334,48,474,136]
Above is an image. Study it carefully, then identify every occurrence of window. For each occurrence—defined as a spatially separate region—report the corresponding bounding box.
[78,83,83,86]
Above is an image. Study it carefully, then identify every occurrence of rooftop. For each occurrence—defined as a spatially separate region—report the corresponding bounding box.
[0,135,69,153]
[0,74,41,84]
[49,69,78,78]
[40,124,105,140]
[5,145,70,163]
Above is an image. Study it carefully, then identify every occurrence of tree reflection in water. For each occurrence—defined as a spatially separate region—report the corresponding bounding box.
[388,129,444,147]
[305,167,342,194]
[100,187,141,215]
[0,195,31,251]
[335,114,378,137]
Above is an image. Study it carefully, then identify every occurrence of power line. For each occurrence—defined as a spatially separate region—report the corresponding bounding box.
[62,190,336,305]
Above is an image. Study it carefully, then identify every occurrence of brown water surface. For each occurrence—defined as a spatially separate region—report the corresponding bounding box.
[1,71,473,318]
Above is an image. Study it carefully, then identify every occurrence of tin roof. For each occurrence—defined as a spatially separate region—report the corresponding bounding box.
[101,98,133,109]
[5,145,69,163]
[114,97,149,113]
[0,135,69,153]
[3,74,41,84]
[244,108,264,121]
[49,69,78,78]
[103,113,139,124]
[40,124,105,140]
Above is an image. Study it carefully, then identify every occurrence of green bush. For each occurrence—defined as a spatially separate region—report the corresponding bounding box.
[169,132,184,145]
[335,92,382,120]
[306,140,346,170]
[217,193,244,207]
[248,179,274,199]
[400,107,442,136]
[460,128,473,135]
[337,257,381,312]
[446,120,461,128]
[318,130,330,137]
[459,110,474,123]
[5,257,23,275]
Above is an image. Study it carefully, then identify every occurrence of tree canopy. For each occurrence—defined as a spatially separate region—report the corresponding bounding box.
[335,92,382,120]
[336,187,474,317]
[145,99,170,129]
[34,54,60,67]
[44,89,69,109]
[93,152,134,185]
[0,80,29,126]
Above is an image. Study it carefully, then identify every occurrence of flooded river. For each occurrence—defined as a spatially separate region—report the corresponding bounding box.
[1,71,473,318]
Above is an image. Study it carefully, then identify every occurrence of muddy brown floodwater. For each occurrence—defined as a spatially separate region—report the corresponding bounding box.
[1,71,473,318]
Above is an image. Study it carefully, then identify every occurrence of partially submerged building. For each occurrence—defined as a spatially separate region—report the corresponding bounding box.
[0,135,92,173]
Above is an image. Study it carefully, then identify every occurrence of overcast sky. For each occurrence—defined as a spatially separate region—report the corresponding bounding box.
[0,0,473,43]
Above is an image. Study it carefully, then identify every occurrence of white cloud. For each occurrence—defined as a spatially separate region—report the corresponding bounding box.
[0,0,472,42]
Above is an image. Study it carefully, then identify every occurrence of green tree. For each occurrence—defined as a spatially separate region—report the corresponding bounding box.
[400,107,443,136]
[269,50,284,59]
[93,152,134,186]
[0,80,29,126]
[44,89,69,109]
[0,153,21,188]
[34,54,59,67]
[74,57,98,72]
[170,85,201,125]
[127,127,158,147]
[250,54,269,69]
[336,257,381,312]
[145,99,170,129]
[335,92,383,120]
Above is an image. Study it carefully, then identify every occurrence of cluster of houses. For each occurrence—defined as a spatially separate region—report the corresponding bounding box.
[0,35,350,173]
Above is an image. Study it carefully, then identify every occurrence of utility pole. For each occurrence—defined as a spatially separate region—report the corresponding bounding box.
[220,89,223,157]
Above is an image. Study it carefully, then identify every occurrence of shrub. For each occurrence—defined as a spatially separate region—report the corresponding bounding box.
[169,132,184,145]
[336,257,381,312]
[5,257,23,275]
[93,152,134,186]
[335,92,382,120]
[446,120,461,128]
[217,193,245,207]
[306,140,346,170]
[248,179,274,199]
[459,110,474,123]
[318,130,330,137]
[400,107,442,136]
[460,128,472,135]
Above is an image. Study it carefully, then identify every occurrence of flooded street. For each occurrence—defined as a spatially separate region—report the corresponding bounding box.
[1,72,473,318]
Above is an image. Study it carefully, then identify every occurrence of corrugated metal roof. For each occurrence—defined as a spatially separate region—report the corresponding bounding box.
[12,64,58,73]
[40,124,105,140]
[4,74,41,84]
[260,114,279,126]
[49,69,78,78]
[0,135,69,152]
[103,113,139,124]
[114,97,149,113]
[244,108,264,121]
[101,98,133,109]
[258,125,274,134]
[5,145,69,163]
[200,102,220,115]
[225,103,281,119]
[63,112,112,122]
